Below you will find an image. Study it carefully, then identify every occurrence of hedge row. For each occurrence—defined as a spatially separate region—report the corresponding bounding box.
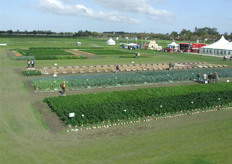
[44,82,232,126]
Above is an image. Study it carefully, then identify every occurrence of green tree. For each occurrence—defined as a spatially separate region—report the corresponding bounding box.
[7,30,13,35]
[170,31,178,40]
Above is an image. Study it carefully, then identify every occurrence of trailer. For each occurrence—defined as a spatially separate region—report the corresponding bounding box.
[192,43,207,53]
[179,43,193,52]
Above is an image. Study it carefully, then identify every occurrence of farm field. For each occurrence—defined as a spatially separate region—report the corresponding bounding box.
[1,37,232,164]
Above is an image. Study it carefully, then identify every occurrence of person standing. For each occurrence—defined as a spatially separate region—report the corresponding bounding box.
[169,62,172,70]
[61,81,66,96]
[116,65,120,73]
[31,60,35,68]
[27,60,30,68]
[203,73,207,83]
[197,73,201,81]
[214,72,219,83]
[208,73,213,83]
[172,62,175,69]
[223,56,227,61]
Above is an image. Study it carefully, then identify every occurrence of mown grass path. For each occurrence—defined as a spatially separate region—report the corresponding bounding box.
[1,48,232,164]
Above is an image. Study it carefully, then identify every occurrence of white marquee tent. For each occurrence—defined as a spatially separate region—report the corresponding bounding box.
[200,36,232,56]
[167,41,179,50]
[106,38,116,45]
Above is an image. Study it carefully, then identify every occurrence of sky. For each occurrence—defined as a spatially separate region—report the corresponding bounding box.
[0,0,232,34]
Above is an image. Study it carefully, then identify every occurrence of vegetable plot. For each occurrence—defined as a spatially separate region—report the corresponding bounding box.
[17,48,87,60]
[44,83,232,126]
[18,48,73,56]
[23,70,42,76]
[78,47,135,55]
[31,68,232,91]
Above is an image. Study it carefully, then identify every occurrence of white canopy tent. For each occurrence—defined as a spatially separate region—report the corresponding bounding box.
[167,41,179,50]
[106,38,116,45]
[127,43,137,46]
[200,36,232,56]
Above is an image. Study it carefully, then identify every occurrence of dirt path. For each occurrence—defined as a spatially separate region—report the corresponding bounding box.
[12,51,22,56]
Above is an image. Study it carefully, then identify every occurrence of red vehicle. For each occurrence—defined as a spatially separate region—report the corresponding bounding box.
[179,43,193,52]
[192,43,207,53]
[179,43,207,53]
[163,47,173,52]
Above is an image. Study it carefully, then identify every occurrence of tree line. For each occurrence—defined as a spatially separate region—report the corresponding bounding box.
[1,27,231,42]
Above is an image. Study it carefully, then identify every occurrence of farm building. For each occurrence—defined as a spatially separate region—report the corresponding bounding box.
[106,38,116,45]
[200,36,232,56]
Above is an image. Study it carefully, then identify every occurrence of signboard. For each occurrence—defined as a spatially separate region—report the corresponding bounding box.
[69,113,75,118]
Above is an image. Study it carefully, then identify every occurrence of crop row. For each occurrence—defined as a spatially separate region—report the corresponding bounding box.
[33,56,87,60]
[23,70,42,76]
[80,49,135,55]
[29,47,107,50]
[18,49,73,56]
[44,82,232,126]
[29,47,74,50]
[13,56,35,60]
[31,68,232,91]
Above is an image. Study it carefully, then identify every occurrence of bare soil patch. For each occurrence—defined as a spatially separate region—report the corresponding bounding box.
[13,51,23,56]
[65,49,96,56]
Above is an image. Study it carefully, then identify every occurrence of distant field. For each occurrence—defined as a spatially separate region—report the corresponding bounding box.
[0,37,232,163]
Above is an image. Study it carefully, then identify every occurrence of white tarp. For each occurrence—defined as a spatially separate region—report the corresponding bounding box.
[106,38,116,45]
[200,36,232,55]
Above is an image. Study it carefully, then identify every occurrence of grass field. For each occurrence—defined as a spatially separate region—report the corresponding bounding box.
[0,37,232,164]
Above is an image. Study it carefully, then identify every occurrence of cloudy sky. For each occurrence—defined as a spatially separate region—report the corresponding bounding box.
[0,0,232,34]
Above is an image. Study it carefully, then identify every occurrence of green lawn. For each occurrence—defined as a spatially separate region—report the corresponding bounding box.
[0,37,232,163]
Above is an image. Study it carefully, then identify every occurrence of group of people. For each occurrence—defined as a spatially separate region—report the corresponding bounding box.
[169,62,175,70]
[223,56,232,62]
[197,72,219,83]
[135,53,140,58]
[27,60,35,68]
